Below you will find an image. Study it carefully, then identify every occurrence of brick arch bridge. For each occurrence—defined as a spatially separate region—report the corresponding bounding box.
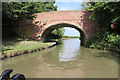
[41,23,86,45]
[18,10,98,45]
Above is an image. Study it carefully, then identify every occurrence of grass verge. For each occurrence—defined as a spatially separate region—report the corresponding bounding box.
[1,38,56,59]
[62,36,80,38]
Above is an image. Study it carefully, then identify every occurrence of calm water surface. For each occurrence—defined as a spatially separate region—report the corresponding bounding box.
[2,38,118,78]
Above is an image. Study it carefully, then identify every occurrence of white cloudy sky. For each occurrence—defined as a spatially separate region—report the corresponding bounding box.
[54,1,82,36]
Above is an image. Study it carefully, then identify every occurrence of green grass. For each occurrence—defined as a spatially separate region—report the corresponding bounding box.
[2,38,55,54]
[62,35,80,38]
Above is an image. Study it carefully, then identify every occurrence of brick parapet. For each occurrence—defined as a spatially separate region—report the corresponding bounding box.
[17,10,97,41]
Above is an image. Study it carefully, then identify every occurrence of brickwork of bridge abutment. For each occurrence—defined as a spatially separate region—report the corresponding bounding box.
[17,10,98,45]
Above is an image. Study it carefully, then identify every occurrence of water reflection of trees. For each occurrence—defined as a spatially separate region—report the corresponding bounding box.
[90,49,118,63]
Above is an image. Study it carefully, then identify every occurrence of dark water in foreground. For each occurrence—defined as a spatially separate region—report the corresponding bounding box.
[1,38,118,78]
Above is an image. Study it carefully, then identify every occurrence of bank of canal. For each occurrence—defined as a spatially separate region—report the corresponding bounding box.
[1,38,118,78]
[1,39,56,60]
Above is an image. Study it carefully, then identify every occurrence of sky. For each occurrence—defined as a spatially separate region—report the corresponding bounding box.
[54,1,82,36]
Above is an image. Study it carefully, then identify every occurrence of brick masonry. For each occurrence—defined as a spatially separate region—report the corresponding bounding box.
[17,10,98,43]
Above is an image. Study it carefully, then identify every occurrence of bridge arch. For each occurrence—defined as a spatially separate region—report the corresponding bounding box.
[40,23,86,45]
[17,10,98,45]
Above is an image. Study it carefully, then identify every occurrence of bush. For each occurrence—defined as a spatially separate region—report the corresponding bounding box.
[84,30,120,52]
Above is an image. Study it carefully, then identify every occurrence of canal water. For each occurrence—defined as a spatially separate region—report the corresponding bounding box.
[2,38,118,78]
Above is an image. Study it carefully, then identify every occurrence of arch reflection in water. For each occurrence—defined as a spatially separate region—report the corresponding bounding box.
[2,38,118,78]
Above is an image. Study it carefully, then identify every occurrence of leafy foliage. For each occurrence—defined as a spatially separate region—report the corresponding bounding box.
[84,31,120,52]
[81,2,120,33]
[2,2,57,39]
[81,2,120,52]
[46,28,65,39]
[2,2,57,20]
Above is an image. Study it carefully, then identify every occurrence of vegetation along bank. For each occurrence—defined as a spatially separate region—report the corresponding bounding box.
[1,38,56,60]
[2,2,120,60]
[1,2,58,59]
[81,2,120,53]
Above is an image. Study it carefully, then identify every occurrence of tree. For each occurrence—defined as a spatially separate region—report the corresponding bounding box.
[81,2,120,52]
[2,2,57,38]
[47,28,65,39]
[81,2,120,34]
